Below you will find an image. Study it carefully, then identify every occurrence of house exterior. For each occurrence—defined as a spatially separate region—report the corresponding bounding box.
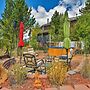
[37,23,50,44]
[37,17,77,46]
[69,17,77,32]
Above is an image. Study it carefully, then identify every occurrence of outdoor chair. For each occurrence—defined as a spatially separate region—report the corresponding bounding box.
[59,54,73,66]
[23,53,46,74]
[58,48,81,69]
[59,49,74,68]
[27,47,35,55]
[23,47,38,57]
[2,57,16,69]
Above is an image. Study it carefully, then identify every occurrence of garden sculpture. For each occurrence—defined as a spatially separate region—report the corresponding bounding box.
[33,71,42,89]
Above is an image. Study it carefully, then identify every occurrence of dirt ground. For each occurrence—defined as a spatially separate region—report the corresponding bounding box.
[1,52,90,90]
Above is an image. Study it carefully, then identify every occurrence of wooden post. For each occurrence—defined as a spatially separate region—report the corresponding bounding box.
[20,47,22,64]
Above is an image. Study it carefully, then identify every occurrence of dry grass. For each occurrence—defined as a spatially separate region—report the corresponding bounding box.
[47,61,68,86]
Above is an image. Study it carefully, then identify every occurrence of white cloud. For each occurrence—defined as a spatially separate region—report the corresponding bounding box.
[68,7,80,18]
[68,2,85,18]
[31,5,66,26]
[31,0,85,26]
[63,0,73,3]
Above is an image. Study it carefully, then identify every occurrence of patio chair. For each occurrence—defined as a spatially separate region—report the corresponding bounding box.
[59,49,74,68]
[2,57,16,69]
[23,53,46,74]
[59,54,73,65]
[23,47,38,57]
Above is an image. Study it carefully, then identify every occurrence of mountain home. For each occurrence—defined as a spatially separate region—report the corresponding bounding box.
[37,17,77,46]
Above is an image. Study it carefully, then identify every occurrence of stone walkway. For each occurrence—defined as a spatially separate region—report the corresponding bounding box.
[45,84,90,90]
[2,84,90,90]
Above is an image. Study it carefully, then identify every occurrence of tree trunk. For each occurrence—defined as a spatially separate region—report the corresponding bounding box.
[20,47,22,64]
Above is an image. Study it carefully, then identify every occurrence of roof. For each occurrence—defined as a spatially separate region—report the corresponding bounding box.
[40,17,77,28]
[69,17,77,21]
[41,23,51,28]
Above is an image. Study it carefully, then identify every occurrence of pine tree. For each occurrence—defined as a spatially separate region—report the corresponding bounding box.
[75,0,90,53]
[0,0,36,55]
[0,0,14,53]
[50,11,64,41]
[12,0,35,29]
[51,11,60,34]
[11,0,35,50]
[2,0,14,19]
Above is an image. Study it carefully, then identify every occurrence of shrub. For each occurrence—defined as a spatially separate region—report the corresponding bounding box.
[81,58,90,79]
[47,61,68,88]
[29,39,39,50]
[8,64,27,85]
[11,49,17,57]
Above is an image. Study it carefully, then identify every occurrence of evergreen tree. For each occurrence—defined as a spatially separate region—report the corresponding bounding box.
[75,0,90,53]
[12,0,35,29]
[0,0,14,53]
[30,23,42,50]
[50,11,64,42]
[2,0,14,19]
[0,0,36,55]
[51,11,60,34]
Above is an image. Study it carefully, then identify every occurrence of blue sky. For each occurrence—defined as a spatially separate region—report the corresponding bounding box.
[0,0,86,25]
[0,0,59,19]
[0,0,5,19]
[26,0,59,11]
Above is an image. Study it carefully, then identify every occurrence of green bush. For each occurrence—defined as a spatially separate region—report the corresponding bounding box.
[8,64,27,85]
[29,39,39,50]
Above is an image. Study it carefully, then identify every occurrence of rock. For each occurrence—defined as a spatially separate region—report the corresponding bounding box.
[0,87,10,90]
[67,70,77,75]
